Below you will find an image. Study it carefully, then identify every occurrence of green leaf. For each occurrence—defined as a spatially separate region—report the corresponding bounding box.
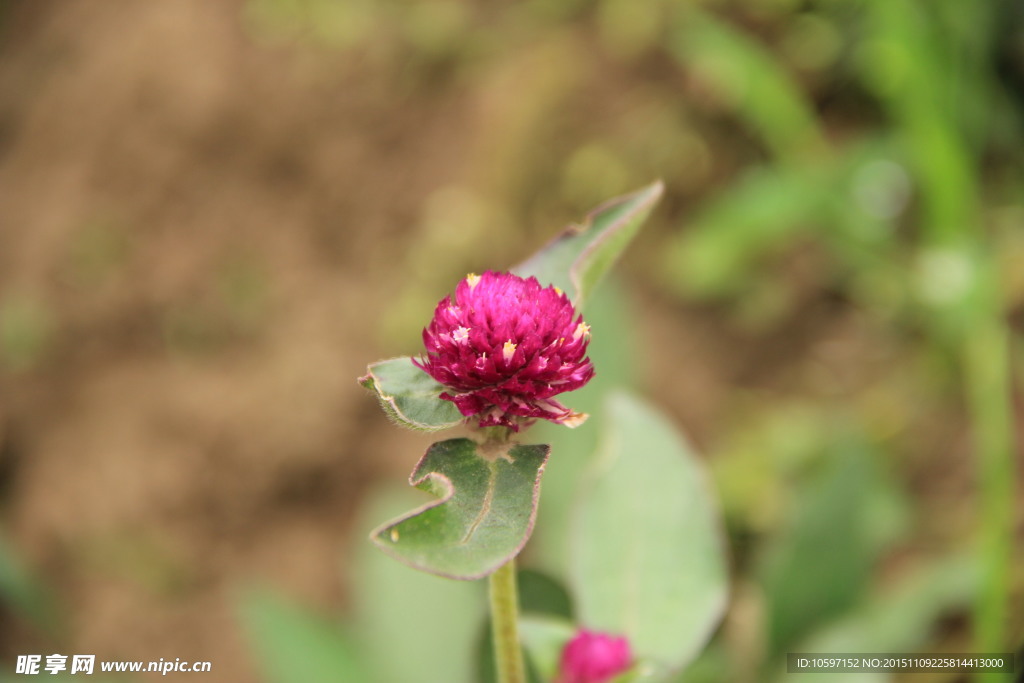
[758,443,886,656]
[530,278,637,582]
[573,391,728,671]
[237,587,369,683]
[371,439,549,579]
[358,356,463,431]
[513,181,663,308]
[519,614,576,682]
[518,568,574,619]
[663,166,834,298]
[669,9,826,162]
[770,554,980,683]
[858,0,978,244]
[354,485,483,683]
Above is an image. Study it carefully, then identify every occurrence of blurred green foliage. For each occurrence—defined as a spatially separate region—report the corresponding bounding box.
[238,587,369,683]
[233,0,1022,679]
[11,0,995,679]
[0,295,53,373]
[0,533,55,633]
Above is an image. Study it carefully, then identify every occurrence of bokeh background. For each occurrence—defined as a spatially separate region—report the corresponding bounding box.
[0,0,1021,681]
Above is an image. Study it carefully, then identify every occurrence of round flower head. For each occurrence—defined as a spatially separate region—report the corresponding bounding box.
[557,629,632,683]
[414,271,595,431]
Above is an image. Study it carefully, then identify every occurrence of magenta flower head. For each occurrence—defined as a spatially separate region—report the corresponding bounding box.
[557,629,633,683]
[414,271,595,431]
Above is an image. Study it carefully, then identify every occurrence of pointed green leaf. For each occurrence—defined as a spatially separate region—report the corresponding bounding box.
[514,181,663,308]
[669,9,826,161]
[573,391,728,671]
[663,166,834,298]
[371,439,549,579]
[359,356,463,431]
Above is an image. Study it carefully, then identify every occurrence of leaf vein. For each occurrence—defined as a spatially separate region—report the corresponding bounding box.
[461,460,497,545]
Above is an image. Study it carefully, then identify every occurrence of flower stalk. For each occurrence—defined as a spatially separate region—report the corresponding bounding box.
[489,557,526,683]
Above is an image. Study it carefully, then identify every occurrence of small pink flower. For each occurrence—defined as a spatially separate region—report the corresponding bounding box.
[414,271,594,431]
[558,629,633,683]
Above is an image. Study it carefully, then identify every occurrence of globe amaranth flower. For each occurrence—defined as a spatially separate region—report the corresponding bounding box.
[414,271,594,431]
[557,629,633,683]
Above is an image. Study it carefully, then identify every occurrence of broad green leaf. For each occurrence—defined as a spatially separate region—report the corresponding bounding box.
[759,441,898,656]
[237,587,369,683]
[518,567,574,619]
[358,356,463,431]
[676,642,736,683]
[371,438,549,579]
[354,486,482,683]
[573,391,727,671]
[514,181,663,308]
[531,279,637,581]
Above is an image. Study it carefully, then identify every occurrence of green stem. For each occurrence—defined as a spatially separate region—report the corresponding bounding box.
[964,319,1014,654]
[489,558,526,683]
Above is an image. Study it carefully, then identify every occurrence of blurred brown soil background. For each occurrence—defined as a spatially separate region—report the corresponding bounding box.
[0,1,1019,681]
[0,2,478,679]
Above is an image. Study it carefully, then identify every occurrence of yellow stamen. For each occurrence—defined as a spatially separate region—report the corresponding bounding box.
[553,286,564,296]
[502,340,517,362]
[452,326,470,343]
[466,273,481,289]
[561,412,589,428]
[573,322,591,341]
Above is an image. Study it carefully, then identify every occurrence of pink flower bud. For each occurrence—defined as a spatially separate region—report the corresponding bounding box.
[558,629,632,683]
[414,271,594,431]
